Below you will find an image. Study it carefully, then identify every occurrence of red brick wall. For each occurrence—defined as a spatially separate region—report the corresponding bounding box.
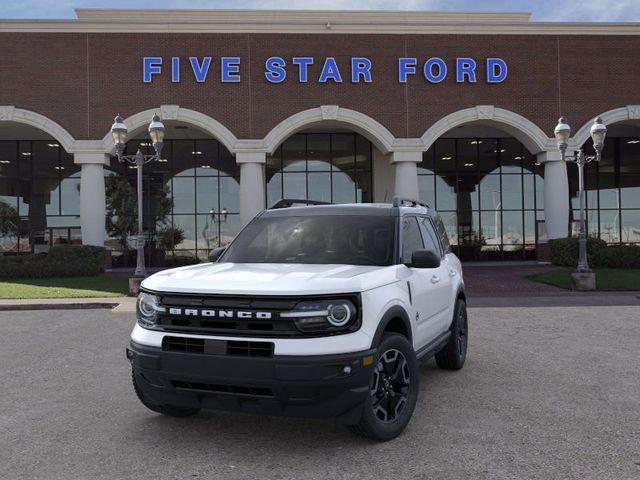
[1,32,639,142]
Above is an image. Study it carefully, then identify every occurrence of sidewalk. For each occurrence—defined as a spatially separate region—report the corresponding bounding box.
[0,296,135,311]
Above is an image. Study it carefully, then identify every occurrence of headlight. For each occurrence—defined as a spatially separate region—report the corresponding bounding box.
[281,299,358,334]
[136,292,165,327]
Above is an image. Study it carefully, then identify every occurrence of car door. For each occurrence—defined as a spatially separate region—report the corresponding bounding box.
[400,216,447,348]
[418,216,454,334]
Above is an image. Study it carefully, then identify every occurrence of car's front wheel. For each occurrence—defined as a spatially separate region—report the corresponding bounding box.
[131,370,200,417]
[347,333,419,441]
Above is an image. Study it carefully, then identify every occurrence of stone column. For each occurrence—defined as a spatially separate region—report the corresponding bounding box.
[391,151,421,200]
[75,152,110,246]
[538,151,569,239]
[237,151,266,226]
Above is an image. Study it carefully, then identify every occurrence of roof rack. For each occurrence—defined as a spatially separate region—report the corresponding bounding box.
[269,199,332,209]
[392,196,429,209]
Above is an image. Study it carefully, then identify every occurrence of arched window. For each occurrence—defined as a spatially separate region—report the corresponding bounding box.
[0,140,80,254]
[418,137,544,261]
[106,138,240,267]
[266,133,373,208]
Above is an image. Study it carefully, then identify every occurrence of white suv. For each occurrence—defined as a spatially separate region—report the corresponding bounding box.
[127,197,467,441]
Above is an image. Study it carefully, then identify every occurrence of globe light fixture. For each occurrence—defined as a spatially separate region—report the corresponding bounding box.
[552,116,607,288]
[109,113,166,277]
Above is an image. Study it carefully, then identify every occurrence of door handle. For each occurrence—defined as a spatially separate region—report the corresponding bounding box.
[430,275,440,284]
[449,269,457,277]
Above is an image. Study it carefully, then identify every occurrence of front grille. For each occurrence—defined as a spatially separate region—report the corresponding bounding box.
[227,340,273,357]
[156,294,300,337]
[171,380,274,397]
[163,336,205,353]
[162,336,274,357]
[152,293,361,338]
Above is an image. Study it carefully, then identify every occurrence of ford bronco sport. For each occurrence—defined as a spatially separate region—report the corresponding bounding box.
[127,197,467,441]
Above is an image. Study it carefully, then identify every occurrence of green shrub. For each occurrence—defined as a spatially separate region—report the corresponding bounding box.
[593,245,640,268]
[549,237,607,267]
[0,245,106,279]
[550,237,640,269]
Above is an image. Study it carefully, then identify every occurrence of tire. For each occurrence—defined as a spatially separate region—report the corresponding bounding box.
[435,298,468,370]
[347,333,419,441]
[131,370,200,418]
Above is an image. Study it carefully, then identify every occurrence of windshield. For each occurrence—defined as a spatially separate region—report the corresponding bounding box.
[221,215,396,266]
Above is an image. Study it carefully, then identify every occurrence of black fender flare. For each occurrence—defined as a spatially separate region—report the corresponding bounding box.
[370,305,413,348]
[447,284,467,330]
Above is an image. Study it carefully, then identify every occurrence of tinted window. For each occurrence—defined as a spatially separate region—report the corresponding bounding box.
[419,217,442,256]
[434,216,451,252]
[401,217,424,264]
[222,215,395,266]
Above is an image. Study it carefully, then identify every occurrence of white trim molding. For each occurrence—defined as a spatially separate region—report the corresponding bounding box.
[421,105,553,154]
[263,106,397,155]
[100,105,239,154]
[3,10,640,35]
[0,106,76,153]
[571,105,640,149]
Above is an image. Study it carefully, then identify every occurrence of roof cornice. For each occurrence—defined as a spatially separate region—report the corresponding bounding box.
[0,9,639,35]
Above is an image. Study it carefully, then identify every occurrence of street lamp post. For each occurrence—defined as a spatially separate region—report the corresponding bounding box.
[110,114,166,277]
[553,116,607,281]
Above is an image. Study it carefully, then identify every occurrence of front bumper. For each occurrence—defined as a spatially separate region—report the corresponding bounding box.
[128,341,376,423]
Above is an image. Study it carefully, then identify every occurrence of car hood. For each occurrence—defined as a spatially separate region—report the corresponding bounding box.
[141,262,400,295]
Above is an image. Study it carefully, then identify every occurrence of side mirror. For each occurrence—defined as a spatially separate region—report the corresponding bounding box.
[408,249,441,269]
[208,247,226,263]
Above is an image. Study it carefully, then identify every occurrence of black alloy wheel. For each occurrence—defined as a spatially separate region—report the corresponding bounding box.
[370,349,411,423]
[346,333,419,441]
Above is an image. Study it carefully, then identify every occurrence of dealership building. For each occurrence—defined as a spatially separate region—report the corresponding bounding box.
[1,9,640,265]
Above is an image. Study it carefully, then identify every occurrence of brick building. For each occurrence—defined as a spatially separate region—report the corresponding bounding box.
[1,9,639,264]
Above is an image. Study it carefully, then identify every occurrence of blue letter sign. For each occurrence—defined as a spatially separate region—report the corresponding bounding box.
[143,57,162,83]
[189,57,211,83]
[319,57,343,83]
[142,55,508,84]
[265,57,287,83]
[487,58,508,83]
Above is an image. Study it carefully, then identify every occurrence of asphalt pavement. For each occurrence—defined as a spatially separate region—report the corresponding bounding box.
[1,306,639,480]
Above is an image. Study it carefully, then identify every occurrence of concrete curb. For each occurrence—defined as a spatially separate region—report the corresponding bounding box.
[0,302,120,311]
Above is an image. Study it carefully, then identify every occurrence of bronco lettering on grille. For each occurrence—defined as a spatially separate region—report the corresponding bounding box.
[167,307,273,320]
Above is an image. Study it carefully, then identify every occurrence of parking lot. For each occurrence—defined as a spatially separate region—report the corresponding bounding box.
[1,305,639,480]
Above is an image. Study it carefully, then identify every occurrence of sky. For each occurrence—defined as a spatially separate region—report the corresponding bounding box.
[1,0,640,22]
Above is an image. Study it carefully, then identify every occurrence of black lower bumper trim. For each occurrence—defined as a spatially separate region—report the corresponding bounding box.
[128,341,375,423]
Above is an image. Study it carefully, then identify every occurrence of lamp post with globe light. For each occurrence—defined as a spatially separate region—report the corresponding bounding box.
[110,114,165,277]
[553,116,607,288]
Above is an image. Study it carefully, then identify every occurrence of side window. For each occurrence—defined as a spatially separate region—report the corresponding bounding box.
[435,216,451,253]
[418,217,442,257]
[401,217,424,264]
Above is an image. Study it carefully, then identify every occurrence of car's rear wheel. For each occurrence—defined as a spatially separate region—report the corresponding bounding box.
[131,370,200,417]
[346,333,419,441]
[435,298,468,370]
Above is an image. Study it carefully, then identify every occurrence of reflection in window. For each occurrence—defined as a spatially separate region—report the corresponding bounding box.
[570,137,640,244]
[106,138,240,267]
[418,138,544,260]
[0,140,80,254]
[266,133,373,206]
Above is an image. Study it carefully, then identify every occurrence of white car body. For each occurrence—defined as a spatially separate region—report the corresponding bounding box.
[133,253,464,356]
[127,201,467,435]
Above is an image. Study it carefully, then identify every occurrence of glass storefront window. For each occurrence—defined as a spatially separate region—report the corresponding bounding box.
[569,136,640,245]
[419,136,545,260]
[0,140,80,254]
[105,138,240,267]
[266,132,373,206]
